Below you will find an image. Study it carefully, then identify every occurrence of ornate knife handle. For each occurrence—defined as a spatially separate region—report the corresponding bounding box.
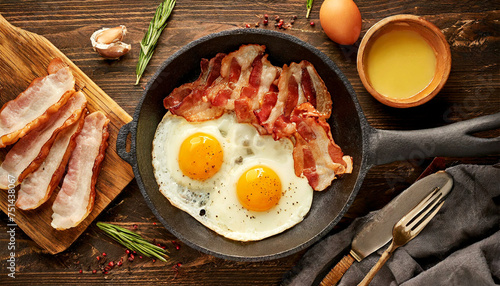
[320,253,356,286]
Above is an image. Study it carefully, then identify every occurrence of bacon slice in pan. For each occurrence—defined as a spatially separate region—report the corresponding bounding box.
[16,112,86,210]
[290,103,352,191]
[0,92,87,189]
[0,58,75,148]
[51,111,110,230]
[261,61,332,136]
[164,53,227,122]
[234,53,281,134]
[213,44,267,110]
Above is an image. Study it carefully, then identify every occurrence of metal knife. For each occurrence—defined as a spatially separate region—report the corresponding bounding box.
[319,171,453,286]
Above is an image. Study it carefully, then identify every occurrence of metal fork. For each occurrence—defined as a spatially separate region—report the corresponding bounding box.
[358,187,447,286]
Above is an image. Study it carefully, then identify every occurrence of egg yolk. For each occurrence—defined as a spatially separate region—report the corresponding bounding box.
[178,133,223,181]
[236,166,282,212]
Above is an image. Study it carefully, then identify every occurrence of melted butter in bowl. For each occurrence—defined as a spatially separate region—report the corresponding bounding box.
[366,29,437,100]
[357,15,451,108]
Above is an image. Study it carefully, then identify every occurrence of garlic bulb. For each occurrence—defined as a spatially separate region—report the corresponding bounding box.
[91,25,131,59]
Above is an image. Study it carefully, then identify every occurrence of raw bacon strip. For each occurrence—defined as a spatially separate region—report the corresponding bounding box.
[51,111,110,230]
[262,61,332,135]
[16,112,86,210]
[0,58,75,148]
[0,92,87,189]
[290,103,352,191]
[164,53,226,122]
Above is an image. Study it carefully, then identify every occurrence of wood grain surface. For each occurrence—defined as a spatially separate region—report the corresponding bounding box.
[0,0,498,285]
[0,15,134,254]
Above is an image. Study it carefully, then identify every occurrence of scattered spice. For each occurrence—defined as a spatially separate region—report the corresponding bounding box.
[171,240,181,250]
[102,252,107,257]
[96,256,101,261]
[132,224,138,230]
[108,261,115,267]
[117,261,123,267]
[79,269,83,274]
[153,222,157,225]
[128,254,135,262]
[248,13,317,31]
[135,0,176,85]
[92,269,97,274]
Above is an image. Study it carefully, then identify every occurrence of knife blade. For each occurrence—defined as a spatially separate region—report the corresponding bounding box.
[320,171,453,286]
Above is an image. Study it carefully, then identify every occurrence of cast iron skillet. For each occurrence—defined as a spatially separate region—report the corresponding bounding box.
[117,29,500,261]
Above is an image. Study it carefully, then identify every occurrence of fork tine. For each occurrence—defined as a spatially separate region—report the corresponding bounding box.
[406,191,443,230]
[402,187,440,226]
[409,200,444,236]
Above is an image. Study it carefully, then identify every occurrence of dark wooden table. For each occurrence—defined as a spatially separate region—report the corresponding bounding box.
[0,0,498,284]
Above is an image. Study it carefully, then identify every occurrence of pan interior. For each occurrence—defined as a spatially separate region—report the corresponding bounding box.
[135,30,364,260]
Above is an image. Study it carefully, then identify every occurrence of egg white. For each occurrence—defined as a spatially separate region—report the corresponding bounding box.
[152,112,314,241]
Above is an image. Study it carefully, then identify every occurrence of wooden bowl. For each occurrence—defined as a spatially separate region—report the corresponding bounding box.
[357,15,451,108]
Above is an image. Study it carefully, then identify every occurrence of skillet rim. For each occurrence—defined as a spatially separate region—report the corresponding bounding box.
[129,28,372,261]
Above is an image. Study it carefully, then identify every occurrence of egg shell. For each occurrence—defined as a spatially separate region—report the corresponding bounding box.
[319,0,362,45]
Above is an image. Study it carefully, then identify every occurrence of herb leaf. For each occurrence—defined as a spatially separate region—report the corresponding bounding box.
[97,222,168,262]
[306,0,314,18]
[135,0,176,85]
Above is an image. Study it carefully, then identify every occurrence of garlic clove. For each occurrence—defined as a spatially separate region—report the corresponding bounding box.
[95,26,126,44]
[91,25,131,60]
[95,42,132,60]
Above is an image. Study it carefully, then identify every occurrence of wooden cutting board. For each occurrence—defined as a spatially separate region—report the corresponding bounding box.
[0,14,134,254]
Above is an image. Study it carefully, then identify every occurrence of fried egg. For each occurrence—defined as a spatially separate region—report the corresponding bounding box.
[152,112,313,241]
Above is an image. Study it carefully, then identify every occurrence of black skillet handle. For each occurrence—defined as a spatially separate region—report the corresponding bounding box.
[368,112,500,166]
[116,122,135,165]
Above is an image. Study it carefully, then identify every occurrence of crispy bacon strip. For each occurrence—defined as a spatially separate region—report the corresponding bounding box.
[16,112,86,210]
[0,92,87,189]
[216,44,266,110]
[0,58,75,148]
[291,103,352,191]
[262,61,332,136]
[164,53,226,122]
[51,111,109,230]
[234,54,281,134]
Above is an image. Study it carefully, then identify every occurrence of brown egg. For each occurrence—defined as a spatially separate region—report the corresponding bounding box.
[320,0,362,45]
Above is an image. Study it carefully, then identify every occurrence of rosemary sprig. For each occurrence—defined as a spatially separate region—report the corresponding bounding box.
[96,222,168,262]
[306,0,314,18]
[135,0,176,85]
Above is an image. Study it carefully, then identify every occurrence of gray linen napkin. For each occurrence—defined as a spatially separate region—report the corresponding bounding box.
[282,164,500,286]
